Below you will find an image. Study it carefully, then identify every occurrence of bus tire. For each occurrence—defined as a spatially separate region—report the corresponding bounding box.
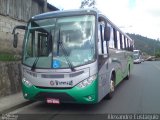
[125,66,130,80]
[107,74,115,100]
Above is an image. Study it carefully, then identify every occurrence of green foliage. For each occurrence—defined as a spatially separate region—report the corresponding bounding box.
[127,33,160,56]
[155,49,160,57]
[80,0,96,8]
[0,53,20,61]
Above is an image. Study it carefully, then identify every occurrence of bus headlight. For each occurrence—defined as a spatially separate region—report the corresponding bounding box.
[22,78,33,87]
[77,75,97,88]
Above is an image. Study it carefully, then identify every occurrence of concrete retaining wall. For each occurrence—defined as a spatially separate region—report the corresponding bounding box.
[0,61,22,98]
[0,14,26,55]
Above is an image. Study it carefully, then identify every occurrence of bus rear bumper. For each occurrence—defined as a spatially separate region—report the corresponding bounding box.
[22,80,98,104]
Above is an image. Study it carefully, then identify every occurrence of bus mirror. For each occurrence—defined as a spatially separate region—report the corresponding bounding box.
[104,26,110,41]
[13,33,19,48]
[12,25,27,48]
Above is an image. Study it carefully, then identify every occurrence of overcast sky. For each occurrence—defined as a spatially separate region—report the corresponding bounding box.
[48,0,160,40]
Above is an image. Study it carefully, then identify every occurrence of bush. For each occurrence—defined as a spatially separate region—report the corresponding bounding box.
[0,53,21,61]
[155,49,160,58]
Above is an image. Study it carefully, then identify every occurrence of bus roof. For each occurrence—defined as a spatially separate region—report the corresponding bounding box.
[30,8,133,42]
[31,9,98,20]
[134,50,140,51]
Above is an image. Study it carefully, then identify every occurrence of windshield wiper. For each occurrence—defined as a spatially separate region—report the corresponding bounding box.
[31,30,52,71]
[31,57,39,71]
[57,29,76,72]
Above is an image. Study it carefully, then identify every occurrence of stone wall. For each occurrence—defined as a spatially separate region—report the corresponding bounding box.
[0,14,26,55]
[0,61,22,98]
[0,0,58,55]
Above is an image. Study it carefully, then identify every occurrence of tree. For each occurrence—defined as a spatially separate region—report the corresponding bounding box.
[155,49,160,58]
[127,33,160,56]
[80,0,96,8]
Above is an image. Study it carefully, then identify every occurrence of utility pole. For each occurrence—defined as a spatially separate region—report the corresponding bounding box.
[44,0,47,12]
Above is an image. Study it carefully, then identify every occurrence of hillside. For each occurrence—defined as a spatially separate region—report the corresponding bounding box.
[127,33,160,56]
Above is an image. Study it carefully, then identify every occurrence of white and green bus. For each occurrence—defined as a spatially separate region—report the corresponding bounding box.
[12,9,134,104]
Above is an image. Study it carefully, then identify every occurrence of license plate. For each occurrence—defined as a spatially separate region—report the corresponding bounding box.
[46,98,60,104]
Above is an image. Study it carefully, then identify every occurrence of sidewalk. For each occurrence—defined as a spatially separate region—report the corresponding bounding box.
[0,92,32,114]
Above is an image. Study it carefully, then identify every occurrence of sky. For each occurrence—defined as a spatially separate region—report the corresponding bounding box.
[48,0,160,40]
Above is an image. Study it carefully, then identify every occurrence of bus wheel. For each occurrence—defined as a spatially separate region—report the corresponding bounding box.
[107,75,115,99]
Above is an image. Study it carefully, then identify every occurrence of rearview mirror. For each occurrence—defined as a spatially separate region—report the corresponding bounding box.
[104,26,110,41]
[12,25,27,48]
[13,33,19,48]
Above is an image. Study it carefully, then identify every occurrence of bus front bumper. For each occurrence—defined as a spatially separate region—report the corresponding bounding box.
[22,79,98,104]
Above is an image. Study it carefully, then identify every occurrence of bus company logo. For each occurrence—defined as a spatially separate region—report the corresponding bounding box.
[50,80,73,86]
[50,80,55,86]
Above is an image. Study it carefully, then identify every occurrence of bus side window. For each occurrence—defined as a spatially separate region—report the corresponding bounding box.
[117,31,121,49]
[125,38,128,50]
[98,22,109,69]
[128,39,131,51]
[120,33,123,49]
[108,24,114,49]
[98,24,102,54]
[122,35,125,50]
[98,23,108,56]
[130,40,134,51]
[124,36,126,50]
[113,28,117,49]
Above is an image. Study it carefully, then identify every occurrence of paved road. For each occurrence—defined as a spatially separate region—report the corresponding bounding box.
[9,61,160,119]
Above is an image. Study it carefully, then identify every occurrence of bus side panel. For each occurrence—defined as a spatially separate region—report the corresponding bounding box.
[109,49,123,86]
[123,51,134,79]
[97,59,111,101]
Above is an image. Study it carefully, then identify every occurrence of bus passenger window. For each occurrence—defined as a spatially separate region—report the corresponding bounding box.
[113,28,117,49]
[98,23,108,56]
[122,35,125,50]
[120,33,123,49]
[128,39,131,50]
[98,24,102,54]
[124,36,126,49]
[125,38,128,50]
[108,24,114,48]
[117,31,121,49]
[103,40,107,54]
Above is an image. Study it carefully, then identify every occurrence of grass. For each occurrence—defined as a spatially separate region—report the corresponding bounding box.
[0,53,19,61]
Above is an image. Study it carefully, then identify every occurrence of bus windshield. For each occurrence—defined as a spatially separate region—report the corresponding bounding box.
[133,54,139,60]
[23,15,96,69]
[133,51,139,55]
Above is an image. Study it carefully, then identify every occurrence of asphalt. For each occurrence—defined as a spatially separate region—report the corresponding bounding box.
[0,92,33,114]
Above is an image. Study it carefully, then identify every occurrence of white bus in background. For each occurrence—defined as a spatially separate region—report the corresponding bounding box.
[133,50,142,63]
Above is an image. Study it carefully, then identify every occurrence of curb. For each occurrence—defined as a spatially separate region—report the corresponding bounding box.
[0,100,34,114]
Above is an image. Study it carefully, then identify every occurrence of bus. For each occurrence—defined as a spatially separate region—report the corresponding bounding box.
[12,9,134,104]
[133,50,142,63]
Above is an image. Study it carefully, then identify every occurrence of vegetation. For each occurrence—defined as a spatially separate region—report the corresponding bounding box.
[79,1,160,57]
[127,33,160,57]
[0,53,20,61]
[155,49,160,57]
[80,0,96,8]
